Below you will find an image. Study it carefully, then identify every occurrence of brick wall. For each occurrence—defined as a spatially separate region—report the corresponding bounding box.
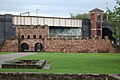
[89,12,103,38]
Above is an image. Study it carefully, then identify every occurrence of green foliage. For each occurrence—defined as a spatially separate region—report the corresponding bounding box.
[70,13,89,19]
[0,52,13,55]
[0,53,120,74]
[107,0,120,39]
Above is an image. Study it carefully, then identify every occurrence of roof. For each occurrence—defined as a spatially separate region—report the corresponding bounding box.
[89,8,104,13]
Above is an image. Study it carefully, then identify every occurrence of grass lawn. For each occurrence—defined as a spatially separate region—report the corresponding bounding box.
[0,52,120,74]
[0,52,12,55]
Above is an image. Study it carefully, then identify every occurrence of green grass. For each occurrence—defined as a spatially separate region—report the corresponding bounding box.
[0,52,120,74]
[0,52,12,55]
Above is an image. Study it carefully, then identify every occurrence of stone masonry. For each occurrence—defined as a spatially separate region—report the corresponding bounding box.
[0,72,119,80]
[0,24,114,53]
[16,25,49,38]
[44,37,114,53]
[0,36,114,53]
[0,39,18,52]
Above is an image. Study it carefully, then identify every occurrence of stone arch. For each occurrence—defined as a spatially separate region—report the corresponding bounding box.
[21,43,29,52]
[35,43,43,52]
[102,27,113,40]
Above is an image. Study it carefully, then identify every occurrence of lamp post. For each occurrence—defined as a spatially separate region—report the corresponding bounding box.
[106,2,109,20]
[20,12,30,25]
[20,12,30,16]
[36,9,39,25]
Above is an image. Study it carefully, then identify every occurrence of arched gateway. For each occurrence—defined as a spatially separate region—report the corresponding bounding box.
[21,43,29,52]
[35,43,43,52]
[102,28,113,40]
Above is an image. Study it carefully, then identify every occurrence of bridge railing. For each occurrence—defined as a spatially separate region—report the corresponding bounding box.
[12,15,82,27]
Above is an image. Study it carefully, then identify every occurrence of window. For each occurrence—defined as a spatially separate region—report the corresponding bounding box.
[36,26,38,28]
[42,26,44,28]
[97,14,101,21]
[21,35,24,39]
[33,35,36,39]
[39,35,42,39]
[27,35,30,39]
[97,22,101,29]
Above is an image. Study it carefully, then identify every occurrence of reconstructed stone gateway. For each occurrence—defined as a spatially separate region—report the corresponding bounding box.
[0,36,114,53]
[0,73,119,80]
[0,25,114,52]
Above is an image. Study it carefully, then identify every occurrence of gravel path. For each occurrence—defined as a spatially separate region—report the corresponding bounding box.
[0,52,35,65]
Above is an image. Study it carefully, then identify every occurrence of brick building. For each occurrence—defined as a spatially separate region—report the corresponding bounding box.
[0,8,114,52]
[89,8,104,38]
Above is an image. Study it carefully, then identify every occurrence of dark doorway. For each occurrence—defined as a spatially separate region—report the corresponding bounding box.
[102,28,113,40]
[35,43,42,52]
[21,43,29,52]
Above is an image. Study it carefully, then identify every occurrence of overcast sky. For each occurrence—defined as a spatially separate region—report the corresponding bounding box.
[0,0,116,17]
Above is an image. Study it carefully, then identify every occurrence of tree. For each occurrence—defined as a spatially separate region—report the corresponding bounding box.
[107,0,120,39]
[70,13,89,19]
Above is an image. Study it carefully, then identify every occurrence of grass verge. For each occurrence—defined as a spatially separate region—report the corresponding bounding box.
[0,52,120,74]
[0,52,13,55]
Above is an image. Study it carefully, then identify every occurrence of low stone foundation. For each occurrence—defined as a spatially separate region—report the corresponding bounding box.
[0,72,119,80]
[2,60,46,69]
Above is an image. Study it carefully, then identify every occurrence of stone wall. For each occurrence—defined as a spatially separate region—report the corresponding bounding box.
[0,39,18,52]
[21,39,44,51]
[0,37,114,53]
[44,37,114,53]
[0,72,118,80]
[16,25,49,39]
[0,24,114,53]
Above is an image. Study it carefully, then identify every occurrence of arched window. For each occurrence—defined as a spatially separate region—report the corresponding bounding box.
[42,26,44,28]
[33,35,36,39]
[39,35,42,39]
[21,35,24,39]
[27,35,30,39]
